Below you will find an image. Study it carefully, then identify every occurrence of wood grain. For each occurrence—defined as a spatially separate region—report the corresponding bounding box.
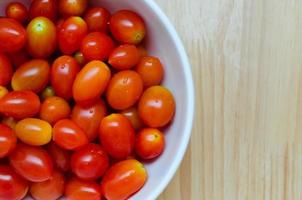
[155,0,302,199]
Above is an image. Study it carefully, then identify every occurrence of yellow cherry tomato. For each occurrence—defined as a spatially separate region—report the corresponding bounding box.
[0,86,8,99]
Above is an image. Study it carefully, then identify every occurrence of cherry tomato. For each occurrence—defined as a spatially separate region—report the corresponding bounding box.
[65,178,102,200]
[71,143,109,181]
[5,2,28,24]
[47,142,71,172]
[8,49,30,68]
[30,170,65,200]
[0,90,41,119]
[121,106,144,131]
[101,159,147,200]
[135,56,164,87]
[0,86,8,99]
[27,17,56,58]
[12,59,50,93]
[53,119,89,150]
[0,18,26,53]
[110,10,146,44]
[41,86,55,100]
[59,16,88,55]
[51,55,80,100]
[40,96,71,125]
[84,7,110,32]
[99,114,135,159]
[0,53,13,86]
[74,51,86,66]
[9,143,53,182]
[138,86,175,127]
[59,0,87,17]
[109,45,140,70]
[137,44,148,58]
[29,0,58,21]
[106,70,143,110]
[73,61,111,104]
[2,117,18,130]
[0,165,28,200]
[0,124,17,158]
[15,118,52,146]
[81,32,114,61]
[56,18,65,33]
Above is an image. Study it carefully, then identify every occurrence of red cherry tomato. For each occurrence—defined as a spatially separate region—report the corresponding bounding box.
[9,143,53,182]
[5,2,28,23]
[73,61,111,104]
[47,142,71,172]
[71,143,109,181]
[81,32,114,61]
[0,86,9,99]
[40,96,71,125]
[59,16,88,55]
[59,0,87,17]
[109,44,140,70]
[99,114,135,159]
[40,86,55,100]
[12,59,50,93]
[30,170,65,200]
[120,106,144,131]
[0,165,28,200]
[0,18,26,53]
[0,53,13,86]
[27,17,56,58]
[65,178,102,200]
[0,124,17,158]
[101,159,147,200]
[106,70,143,110]
[51,55,80,100]
[53,119,89,150]
[110,10,146,44]
[1,117,18,130]
[74,51,86,66]
[29,0,58,21]
[84,7,110,32]
[8,49,30,68]
[0,90,41,119]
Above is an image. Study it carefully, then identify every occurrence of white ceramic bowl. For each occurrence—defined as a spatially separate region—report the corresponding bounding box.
[0,0,195,199]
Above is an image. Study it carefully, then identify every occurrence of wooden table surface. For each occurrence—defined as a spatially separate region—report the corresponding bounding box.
[156,0,302,199]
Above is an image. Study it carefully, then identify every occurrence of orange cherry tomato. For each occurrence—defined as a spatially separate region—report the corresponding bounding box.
[135,56,164,87]
[71,99,106,141]
[0,124,17,158]
[29,0,58,21]
[110,10,146,44]
[0,86,8,99]
[53,119,89,150]
[1,117,18,130]
[138,86,175,128]
[12,59,50,93]
[65,178,102,200]
[59,0,87,17]
[8,49,30,68]
[120,106,144,131]
[99,114,135,159]
[47,142,71,172]
[41,86,55,100]
[30,170,65,200]
[51,55,80,100]
[59,16,88,55]
[0,53,13,86]
[73,60,111,104]
[74,51,86,66]
[27,17,56,58]
[106,70,143,110]
[84,7,110,32]
[109,44,140,70]
[101,159,147,200]
[40,96,71,125]
[5,2,28,23]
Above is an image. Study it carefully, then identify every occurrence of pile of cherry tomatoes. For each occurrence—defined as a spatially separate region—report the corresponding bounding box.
[0,0,176,200]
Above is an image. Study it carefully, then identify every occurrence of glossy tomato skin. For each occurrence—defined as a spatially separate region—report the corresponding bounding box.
[9,143,53,182]
[59,16,88,55]
[0,86,8,99]
[121,106,144,131]
[84,7,110,32]
[106,70,143,110]
[0,91,41,119]
[110,10,146,44]
[0,165,29,200]
[29,0,58,21]
[12,59,50,93]
[5,2,28,23]
[0,18,26,53]
[65,178,102,200]
[101,159,147,200]
[99,114,135,159]
[41,86,55,100]
[0,124,17,158]
[73,61,111,104]
[40,96,71,125]
[81,32,115,61]
[27,17,56,58]
[47,142,71,172]
[0,53,13,86]
[51,55,80,100]
[30,170,65,200]
[53,119,89,150]
[59,0,87,17]
[109,44,140,70]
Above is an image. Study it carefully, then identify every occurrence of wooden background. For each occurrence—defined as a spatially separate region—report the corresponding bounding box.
[156,0,302,199]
